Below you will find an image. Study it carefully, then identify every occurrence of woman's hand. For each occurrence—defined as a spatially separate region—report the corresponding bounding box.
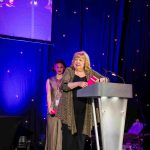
[48,107,57,115]
[78,81,88,88]
[48,106,53,114]
[100,77,108,83]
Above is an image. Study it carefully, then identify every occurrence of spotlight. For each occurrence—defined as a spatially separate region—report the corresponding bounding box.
[33,0,37,5]
[6,0,14,7]
[30,0,38,6]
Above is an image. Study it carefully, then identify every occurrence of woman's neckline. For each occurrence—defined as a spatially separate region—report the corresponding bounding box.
[55,74,63,80]
[74,70,86,78]
[74,74,86,78]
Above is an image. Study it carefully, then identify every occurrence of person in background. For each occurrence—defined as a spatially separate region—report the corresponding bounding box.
[45,60,66,150]
[56,51,107,150]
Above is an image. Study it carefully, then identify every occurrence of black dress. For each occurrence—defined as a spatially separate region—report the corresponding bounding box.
[62,75,87,150]
[73,75,87,134]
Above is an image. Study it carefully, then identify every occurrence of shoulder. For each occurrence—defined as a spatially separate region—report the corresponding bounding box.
[49,76,56,80]
[87,68,104,78]
[86,68,95,74]
[65,67,74,72]
[62,67,75,81]
[47,76,56,83]
[64,67,75,74]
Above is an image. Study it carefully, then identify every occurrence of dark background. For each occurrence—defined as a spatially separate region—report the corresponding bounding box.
[0,0,149,149]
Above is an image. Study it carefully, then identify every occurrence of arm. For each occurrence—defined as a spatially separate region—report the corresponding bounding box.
[91,69,109,83]
[60,67,88,91]
[68,82,88,89]
[91,69,105,78]
[46,79,52,114]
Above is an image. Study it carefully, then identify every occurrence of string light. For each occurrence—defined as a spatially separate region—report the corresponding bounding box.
[25,120,28,123]
[7,69,10,73]
[20,51,23,55]
[16,94,19,98]
[62,34,66,37]
[29,69,32,72]
[135,93,138,97]
[136,49,140,53]
[137,19,141,23]
[85,7,89,10]
[114,38,118,42]
[146,4,149,7]
[144,74,147,77]
[73,10,77,14]
[107,14,111,18]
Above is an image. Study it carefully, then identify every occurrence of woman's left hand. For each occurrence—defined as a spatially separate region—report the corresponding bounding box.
[100,77,108,83]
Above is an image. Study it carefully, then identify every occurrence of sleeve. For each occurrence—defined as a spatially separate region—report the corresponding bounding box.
[91,69,105,78]
[60,67,73,92]
[91,69,110,82]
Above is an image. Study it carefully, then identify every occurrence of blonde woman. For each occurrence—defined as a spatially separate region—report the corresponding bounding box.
[56,51,107,150]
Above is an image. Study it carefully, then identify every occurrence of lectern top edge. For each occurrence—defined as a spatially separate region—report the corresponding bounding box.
[77,82,133,98]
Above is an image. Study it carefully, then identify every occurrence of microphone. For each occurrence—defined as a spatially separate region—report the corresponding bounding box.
[103,68,125,83]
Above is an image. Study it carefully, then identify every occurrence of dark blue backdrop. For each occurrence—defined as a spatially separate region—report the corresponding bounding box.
[0,0,149,148]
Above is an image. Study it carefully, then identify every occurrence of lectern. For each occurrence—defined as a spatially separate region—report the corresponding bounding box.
[77,83,133,150]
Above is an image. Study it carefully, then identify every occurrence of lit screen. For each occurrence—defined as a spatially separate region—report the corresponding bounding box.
[0,0,52,42]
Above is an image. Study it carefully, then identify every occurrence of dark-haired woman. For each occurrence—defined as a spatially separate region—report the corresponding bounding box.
[45,60,66,150]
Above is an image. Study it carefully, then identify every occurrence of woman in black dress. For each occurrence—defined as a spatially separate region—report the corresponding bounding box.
[57,51,107,150]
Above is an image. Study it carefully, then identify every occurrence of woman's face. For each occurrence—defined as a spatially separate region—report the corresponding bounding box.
[54,63,65,75]
[73,56,85,71]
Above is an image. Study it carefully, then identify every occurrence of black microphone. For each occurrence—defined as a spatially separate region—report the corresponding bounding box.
[103,68,125,83]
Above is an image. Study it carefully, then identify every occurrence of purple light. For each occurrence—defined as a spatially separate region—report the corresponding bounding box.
[85,7,89,10]
[29,69,32,72]
[20,51,23,55]
[0,0,52,41]
[15,94,19,98]
[30,0,38,6]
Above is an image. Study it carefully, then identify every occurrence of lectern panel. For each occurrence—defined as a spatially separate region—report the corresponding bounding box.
[77,83,132,98]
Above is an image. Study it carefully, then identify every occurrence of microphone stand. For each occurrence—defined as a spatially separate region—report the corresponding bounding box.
[103,68,125,84]
[111,72,125,84]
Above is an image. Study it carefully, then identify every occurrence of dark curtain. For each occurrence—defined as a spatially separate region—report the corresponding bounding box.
[0,0,149,149]
[52,0,150,127]
[52,0,150,148]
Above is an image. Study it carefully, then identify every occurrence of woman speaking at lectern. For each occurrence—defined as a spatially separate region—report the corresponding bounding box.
[56,51,107,150]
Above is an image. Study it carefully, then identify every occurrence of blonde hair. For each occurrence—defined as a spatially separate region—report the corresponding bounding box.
[71,51,91,71]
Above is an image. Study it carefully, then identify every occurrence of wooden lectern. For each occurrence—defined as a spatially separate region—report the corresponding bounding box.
[77,83,133,150]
